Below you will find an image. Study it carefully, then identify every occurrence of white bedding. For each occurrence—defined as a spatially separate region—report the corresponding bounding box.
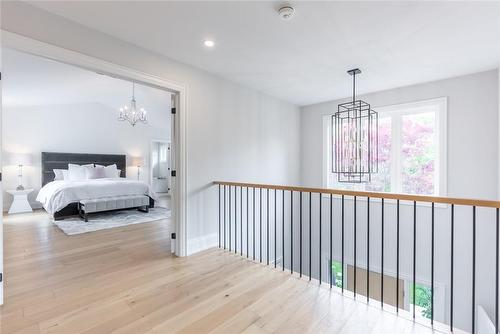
[36,178,157,214]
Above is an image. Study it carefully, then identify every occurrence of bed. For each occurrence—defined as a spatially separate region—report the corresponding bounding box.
[37,152,156,220]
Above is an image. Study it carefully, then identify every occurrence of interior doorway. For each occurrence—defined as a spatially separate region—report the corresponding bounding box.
[0,32,188,306]
[151,140,171,195]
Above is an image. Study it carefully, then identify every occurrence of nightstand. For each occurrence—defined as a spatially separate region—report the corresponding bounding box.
[7,189,34,214]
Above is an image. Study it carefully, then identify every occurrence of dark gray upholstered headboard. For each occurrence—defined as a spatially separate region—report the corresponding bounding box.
[41,152,126,186]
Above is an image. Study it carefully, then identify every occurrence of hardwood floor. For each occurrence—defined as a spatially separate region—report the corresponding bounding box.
[1,207,449,333]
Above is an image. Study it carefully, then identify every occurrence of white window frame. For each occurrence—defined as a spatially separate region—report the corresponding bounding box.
[323,97,447,196]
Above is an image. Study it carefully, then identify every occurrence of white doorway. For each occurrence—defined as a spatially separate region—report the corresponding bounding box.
[151,140,171,195]
[0,32,189,306]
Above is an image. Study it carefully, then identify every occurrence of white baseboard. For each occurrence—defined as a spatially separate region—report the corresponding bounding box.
[188,233,218,255]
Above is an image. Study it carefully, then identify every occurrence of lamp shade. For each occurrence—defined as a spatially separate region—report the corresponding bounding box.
[131,156,144,167]
[5,152,32,166]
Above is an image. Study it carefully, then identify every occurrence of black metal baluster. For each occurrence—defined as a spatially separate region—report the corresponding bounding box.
[283,190,285,271]
[450,204,454,332]
[396,199,400,313]
[381,198,384,308]
[367,197,370,303]
[342,194,345,292]
[330,194,333,289]
[275,189,277,268]
[309,192,312,281]
[496,208,499,334]
[241,187,243,256]
[431,202,435,325]
[260,188,262,263]
[229,186,232,252]
[300,191,303,278]
[413,201,417,320]
[319,192,322,284]
[354,196,357,297]
[472,206,476,334]
[253,187,255,261]
[247,187,249,258]
[291,191,293,274]
[267,188,270,266]
[224,185,226,250]
[235,186,237,254]
[218,185,221,248]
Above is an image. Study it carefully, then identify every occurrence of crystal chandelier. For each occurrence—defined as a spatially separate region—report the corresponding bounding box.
[332,69,378,183]
[118,82,148,126]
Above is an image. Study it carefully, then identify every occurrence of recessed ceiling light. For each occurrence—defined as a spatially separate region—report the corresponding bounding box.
[204,40,215,48]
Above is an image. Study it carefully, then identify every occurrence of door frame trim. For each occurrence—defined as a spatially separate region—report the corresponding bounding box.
[1,30,189,257]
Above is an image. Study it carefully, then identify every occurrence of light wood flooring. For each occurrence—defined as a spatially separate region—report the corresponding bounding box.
[1,202,450,333]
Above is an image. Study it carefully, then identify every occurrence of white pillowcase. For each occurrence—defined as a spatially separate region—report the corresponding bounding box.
[95,164,120,178]
[53,169,65,181]
[86,165,106,179]
[67,164,87,181]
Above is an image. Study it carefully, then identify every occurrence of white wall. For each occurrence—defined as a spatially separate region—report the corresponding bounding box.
[0,2,301,253]
[299,70,499,332]
[301,70,499,199]
[2,102,170,210]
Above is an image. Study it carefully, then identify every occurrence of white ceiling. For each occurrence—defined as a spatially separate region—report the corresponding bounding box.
[26,1,500,106]
[2,48,171,111]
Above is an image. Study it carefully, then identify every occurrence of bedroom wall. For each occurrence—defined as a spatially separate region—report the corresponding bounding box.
[0,2,302,254]
[2,102,171,210]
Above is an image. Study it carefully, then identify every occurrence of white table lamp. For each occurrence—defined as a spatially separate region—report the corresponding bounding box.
[131,156,144,180]
[6,153,32,190]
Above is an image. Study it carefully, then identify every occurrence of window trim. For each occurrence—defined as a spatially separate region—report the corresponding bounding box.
[323,97,447,197]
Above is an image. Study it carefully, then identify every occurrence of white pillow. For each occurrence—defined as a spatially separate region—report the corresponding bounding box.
[115,169,122,178]
[68,164,87,181]
[96,164,119,178]
[87,166,106,179]
[53,169,66,181]
[62,170,69,180]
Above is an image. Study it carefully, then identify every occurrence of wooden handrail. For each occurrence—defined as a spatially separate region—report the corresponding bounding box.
[213,181,500,208]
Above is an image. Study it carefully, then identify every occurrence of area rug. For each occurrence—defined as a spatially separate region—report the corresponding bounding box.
[53,207,171,235]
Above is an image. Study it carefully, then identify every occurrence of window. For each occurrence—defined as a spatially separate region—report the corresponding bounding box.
[324,98,447,196]
[410,283,432,319]
[330,260,343,288]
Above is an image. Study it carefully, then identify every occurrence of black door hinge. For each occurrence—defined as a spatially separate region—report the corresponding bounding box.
[171,170,176,177]
[171,107,176,115]
[0,273,3,283]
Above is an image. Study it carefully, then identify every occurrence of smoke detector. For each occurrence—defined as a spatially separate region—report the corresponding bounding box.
[278,5,295,20]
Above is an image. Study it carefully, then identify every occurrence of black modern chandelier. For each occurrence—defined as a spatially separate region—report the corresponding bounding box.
[332,69,378,183]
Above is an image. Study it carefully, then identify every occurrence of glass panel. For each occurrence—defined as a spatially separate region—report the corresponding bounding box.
[365,117,391,192]
[401,112,436,195]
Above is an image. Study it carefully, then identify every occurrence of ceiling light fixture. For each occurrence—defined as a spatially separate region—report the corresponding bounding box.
[118,82,148,127]
[332,69,378,183]
[204,40,215,47]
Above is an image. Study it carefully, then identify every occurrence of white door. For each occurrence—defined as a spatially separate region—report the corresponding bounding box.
[167,142,171,194]
[1,67,4,304]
